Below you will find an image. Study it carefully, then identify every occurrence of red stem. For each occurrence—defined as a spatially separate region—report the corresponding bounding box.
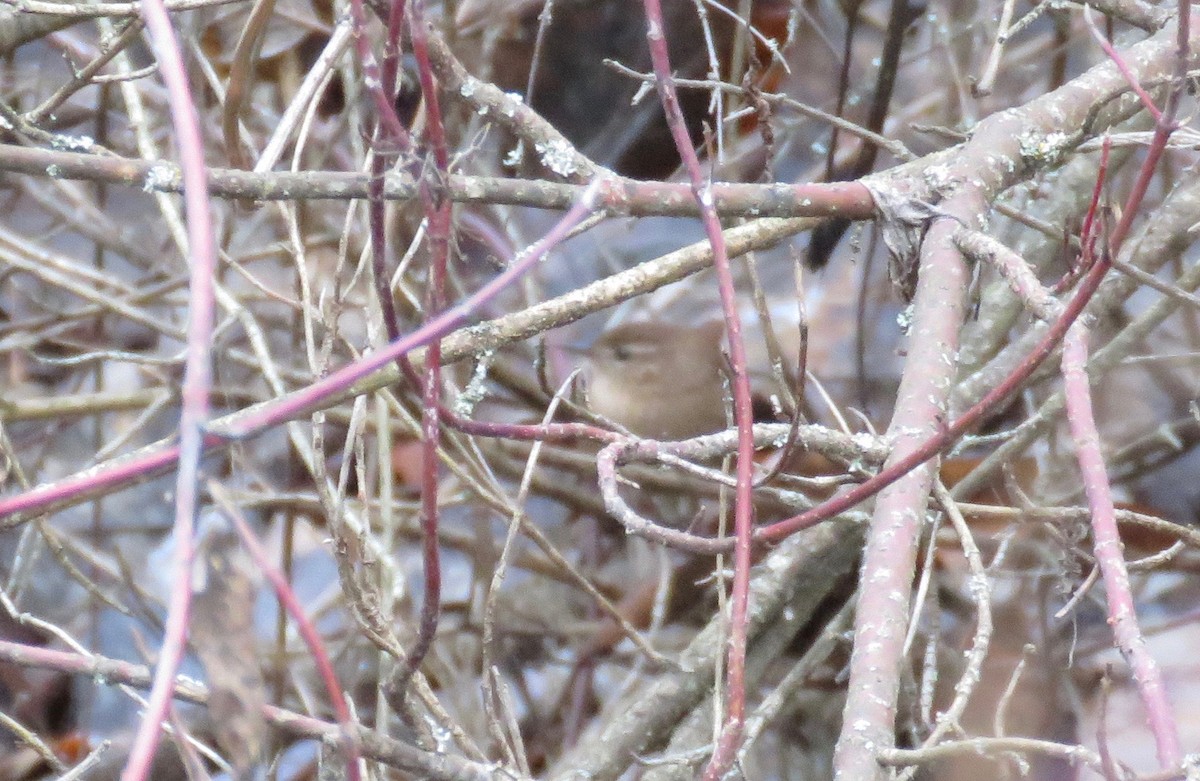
[635,1,756,775]
[382,0,456,697]
[214,488,363,777]
[120,0,218,777]
[1062,324,1181,767]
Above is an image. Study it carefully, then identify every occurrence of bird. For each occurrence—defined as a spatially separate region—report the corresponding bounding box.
[583,320,730,440]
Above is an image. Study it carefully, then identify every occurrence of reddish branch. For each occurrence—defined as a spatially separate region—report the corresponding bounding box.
[1046,4,1193,767]
[0,5,1194,780]
[119,0,219,776]
[0,1,1191,531]
[0,142,874,218]
[211,486,363,774]
[388,0,454,705]
[829,194,974,781]
[830,10,1197,780]
[636,0,758,775]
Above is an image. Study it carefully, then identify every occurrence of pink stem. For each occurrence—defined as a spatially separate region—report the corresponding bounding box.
[215,490,363,779]
[1061,324,1180,768]
[635,1,756,775]
[0,188,603,523]
[120,0,218,778]
[391,0,453,695]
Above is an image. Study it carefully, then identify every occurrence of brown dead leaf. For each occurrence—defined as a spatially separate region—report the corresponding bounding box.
[191,517,267,780]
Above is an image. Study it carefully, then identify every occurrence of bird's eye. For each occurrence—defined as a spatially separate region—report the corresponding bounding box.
[611,344,631,361]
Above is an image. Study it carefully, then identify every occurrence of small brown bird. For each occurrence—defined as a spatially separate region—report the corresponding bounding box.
[584,321,729,440]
